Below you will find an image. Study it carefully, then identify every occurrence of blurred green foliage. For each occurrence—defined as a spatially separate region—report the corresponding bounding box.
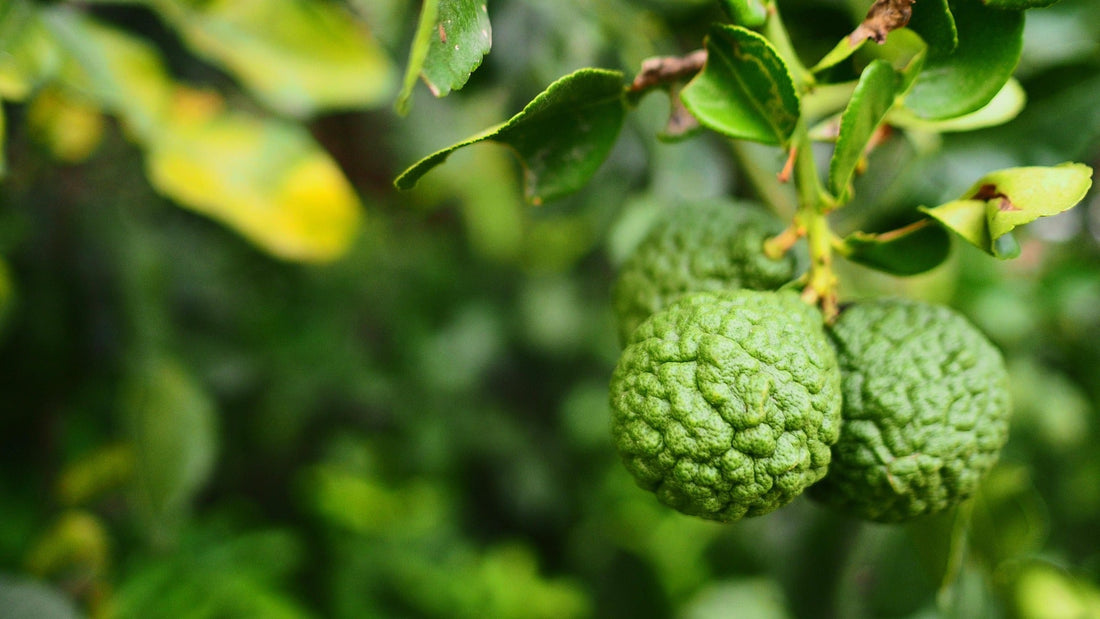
[0,0,1099,618]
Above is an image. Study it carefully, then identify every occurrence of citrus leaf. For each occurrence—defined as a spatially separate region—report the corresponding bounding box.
[841,220,951,275]
[145,93,363,262]
[0,0,60,101]
[680,24,800,146]
[810,36,867,74]
[859,27,927,96]
[151,0,395,117]
[905,0,957,58]
[122,358,218,532]
[983,0,1060,8]
[395,0,439,114]
[719,0,768,28]
[421,0,492,98]
[903,0,1023,120]
[40,8,172,140]
[828,60,898,202]
[395,68,626,205]
[888,77,1024,132]
[919,163,1093,257]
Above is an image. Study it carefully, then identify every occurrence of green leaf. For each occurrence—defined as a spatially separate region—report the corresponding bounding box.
[0,576,81,619]
[919,163,1094,257]
[395,68,626,205]
[396,0,439,115]
[145,97,362,262]
[810,37,867,74]
[828,60,898,201]
[0,105,5,179]
[151,0,396,117]
[719,0,768,28]
[122,357,218,533]
[841,219,952,275]
[983,0,1060,8]
[421,0,492,98]
[680,24,800,146]
[906,0,958,58]
[888,77,1025,132]
[903,0,1023,120]
[0,0,60,101]
[40,8,172,140]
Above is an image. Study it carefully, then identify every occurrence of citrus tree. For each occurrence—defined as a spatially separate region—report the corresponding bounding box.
[1,0,1099,617]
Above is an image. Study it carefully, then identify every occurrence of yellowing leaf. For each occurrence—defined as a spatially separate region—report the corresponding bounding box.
[146,97,362,262]
[41,8,172,139]
[27,87,106,163]
[153,0,396,116]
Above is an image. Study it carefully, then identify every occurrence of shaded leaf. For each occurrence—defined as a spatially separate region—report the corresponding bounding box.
[422,0,492,97]
[905,0,957,58]
[719,0,768,28]
[680,25,800,146]
[0,576,80,619]
[122,357,218,533]
[888,77,1024,132]
[145,91,363,262]
[0,0,60,101]
[152,0,396,116]
[395,68,627,205]
[0,256,11,335]
[41,8,172,139]
[903,0,1023,120]
[395,0,439,114]
[919,163,1093,257]
[841,219,951,275]
[828,60,898,201]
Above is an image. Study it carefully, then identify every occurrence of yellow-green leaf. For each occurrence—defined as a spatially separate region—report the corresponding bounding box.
[41,8,172,139]
[0,0,60,101]
[145,93,362,262]
[152,0,396,116]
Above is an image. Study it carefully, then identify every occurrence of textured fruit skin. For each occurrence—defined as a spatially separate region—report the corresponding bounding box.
[612,201,797,345]
[810,299,1011,523]
[610,290,842,522]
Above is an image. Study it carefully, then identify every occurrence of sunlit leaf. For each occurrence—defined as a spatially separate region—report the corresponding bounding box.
[0,576,80,619]
[903,0,1023,120]
[122,357,218,532]
[146,91,363,262]
[919,163,1093,257]
[25,511,110,578]
[841,219,951,275]
[421,0,492,97]
[889,77,1024,132]
[0,0,60,101]
[719,0,768,28]
[395,0,439,114]
[681,24,800,146]
[57,444,135,507]
[828,60,898,202]
[396,68,626,205]
[41,8,172,139]
[152,0,396,116]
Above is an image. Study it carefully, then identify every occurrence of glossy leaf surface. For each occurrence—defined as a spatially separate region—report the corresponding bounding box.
[828,60,898,202]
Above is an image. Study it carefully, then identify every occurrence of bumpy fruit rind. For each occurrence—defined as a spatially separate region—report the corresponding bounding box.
[612,201,796,345]
[610,290,842,522]
[810,299,1011,523]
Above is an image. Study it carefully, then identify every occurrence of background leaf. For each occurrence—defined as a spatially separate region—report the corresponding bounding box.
[123,357,218,538]
[903,0,1023,120]
[421,0,492,98]
[841,220,952,275]
[983,0,1060,8]
[152,0,396,117]
[0,0,59,101]
[145,92,363,263]
[828,60,898,201]
[719,0,768,28]
[395,68,626,205]
[905,0,958,58]
[680,24,800,146]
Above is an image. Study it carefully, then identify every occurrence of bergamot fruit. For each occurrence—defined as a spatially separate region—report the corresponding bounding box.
[612,201,797,345]
[610,289,842,522]
[809,299,1011,522]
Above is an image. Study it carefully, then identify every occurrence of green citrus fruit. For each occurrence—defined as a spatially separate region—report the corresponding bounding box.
[612,201,797,345]
[610,290,842,522]
[810,299,1012,522]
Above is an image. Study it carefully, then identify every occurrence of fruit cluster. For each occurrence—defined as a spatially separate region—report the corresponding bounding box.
[609,201,1012,523]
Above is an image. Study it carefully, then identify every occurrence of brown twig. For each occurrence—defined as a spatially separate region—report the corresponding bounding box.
[629,49,707,92]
